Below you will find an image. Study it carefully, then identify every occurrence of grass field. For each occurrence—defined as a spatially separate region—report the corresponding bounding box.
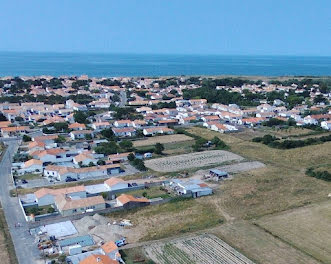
[109,196,224,242]
[256,201,331,264]
[133,134,193,147]
[124,186,172,199]
[212,221,320,264]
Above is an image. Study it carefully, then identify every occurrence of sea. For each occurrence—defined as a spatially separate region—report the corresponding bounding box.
[0,52,330,77]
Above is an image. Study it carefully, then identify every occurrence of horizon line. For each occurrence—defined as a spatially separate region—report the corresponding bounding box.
[0,50,331,58]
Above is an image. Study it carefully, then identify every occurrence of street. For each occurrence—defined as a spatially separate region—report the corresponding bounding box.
[0,139,41,264]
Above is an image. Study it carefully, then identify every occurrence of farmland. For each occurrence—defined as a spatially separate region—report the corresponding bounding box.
[133,134,193,147]
[256,201,331,264]
[144,234,255,264]
[145,150,244,172]
[212,221,320,264]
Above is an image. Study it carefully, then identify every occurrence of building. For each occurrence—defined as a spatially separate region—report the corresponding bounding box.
[116,194,150,209]
[55,195,106,217]
[34,185,86,206]
[79,254,118,264]
[169,179,213,198]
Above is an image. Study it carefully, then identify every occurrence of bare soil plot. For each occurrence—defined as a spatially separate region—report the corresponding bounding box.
[144,234,255,264]
[256,201,331,264]
[133,134,193,147]
[211,221,320,264]
[145,150,244,172]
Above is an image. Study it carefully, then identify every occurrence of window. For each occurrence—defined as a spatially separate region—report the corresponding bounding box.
[72,209,77,213]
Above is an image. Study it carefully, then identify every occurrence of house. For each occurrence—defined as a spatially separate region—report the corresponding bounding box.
[101,241,121,261]
[116,194,150,209]
[142,126,174,136]
[131,120,147,128]
[321,120,331,130]
[112,127,136,137]
[303,115,318,125]
[31,148,76,164]
[79,254,118,264]
[0,126,30,137]
[35,185,86,206]
[169,179,212,198]
[104,178,129,191]
[69,123,86,131]
[157,119,178,126]
[113,120,132,128]
[44,164,122,181]
[91,122,111,131]
[28,141,45,153]
[238,117,265,127]
[107,152,131,164]
[210,123,228,133]
[55,195,105,217]
[70,130,94,140]
[73,153,98,166]
[20,159,43,174]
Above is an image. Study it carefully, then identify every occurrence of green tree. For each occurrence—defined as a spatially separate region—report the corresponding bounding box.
[119,140,133,151]
[154,143,165,154]
[22,135,32,142]
[128,153,135,161]
[101,128,115,140]
[55,135,66,143]
[73,111,88,124]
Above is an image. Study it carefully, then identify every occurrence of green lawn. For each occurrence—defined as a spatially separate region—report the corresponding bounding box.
[124,186,172,199]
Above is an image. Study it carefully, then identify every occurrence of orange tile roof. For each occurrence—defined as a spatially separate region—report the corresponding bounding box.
[35,185,86,199]
[116,194,149,205]
[1,126,29,132]
[0,121,11,128]
[24,159,42,167]
[69,123,86,129]
[104,177,125,187]
[55,195,105,211]
[79,254,118,264]
[101,241,118,253]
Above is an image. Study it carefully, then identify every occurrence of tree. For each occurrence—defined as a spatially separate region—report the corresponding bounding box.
[85,134,92,140]
[128,153,135,161]
[97,159,106,165]
[55,135,66,143]
[154,143,165,154]
[0,113,7,121]
[101,128,115,140]
[88,161,95,167]
[73,111,88,124]
[119,140,133,151]
[94,141,121,155]
[22,135,32,142]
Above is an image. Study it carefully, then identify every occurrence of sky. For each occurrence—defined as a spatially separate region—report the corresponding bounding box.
[0,0,330,56]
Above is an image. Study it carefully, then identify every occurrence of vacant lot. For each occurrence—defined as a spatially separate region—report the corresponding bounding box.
[144,234,255,264]
[212,221,320,264]
[108,197,223,242]
[145,150,244,172]
[256,201,331,264]
[133,134,193,147]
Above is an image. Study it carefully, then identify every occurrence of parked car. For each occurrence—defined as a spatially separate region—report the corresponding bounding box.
[65,177,77,182]
[22,179,28,184]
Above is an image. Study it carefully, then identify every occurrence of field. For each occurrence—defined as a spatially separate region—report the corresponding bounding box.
[256,201,331,264]
[133,134,193,147]
[145,150,244,172]
[144,234,255,264]
[212,221,320,264]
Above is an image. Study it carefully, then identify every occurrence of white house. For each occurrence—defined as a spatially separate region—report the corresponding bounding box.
[70,130,94,140]
[321,120,331,130]
[112,127,136,137]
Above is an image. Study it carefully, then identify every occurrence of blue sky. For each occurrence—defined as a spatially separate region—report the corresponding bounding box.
[0,0,330,55]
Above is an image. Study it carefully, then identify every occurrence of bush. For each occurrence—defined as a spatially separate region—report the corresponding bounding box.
[22,135,31,142]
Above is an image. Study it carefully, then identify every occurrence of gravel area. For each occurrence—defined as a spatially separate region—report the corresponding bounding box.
[145,150,244,172]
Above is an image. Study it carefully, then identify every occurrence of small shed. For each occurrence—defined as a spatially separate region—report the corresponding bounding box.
[209,169,228,181]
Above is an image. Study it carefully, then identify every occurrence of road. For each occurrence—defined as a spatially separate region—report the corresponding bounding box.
[119,90,127,107]
[0,139,41,264]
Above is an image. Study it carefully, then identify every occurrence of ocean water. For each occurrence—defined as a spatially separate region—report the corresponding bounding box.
[0,52,330,77]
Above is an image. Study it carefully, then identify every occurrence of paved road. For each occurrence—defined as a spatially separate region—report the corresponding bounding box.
[0,139,41,264]
[119,90,127,107]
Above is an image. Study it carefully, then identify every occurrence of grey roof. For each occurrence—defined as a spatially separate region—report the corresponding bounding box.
[58,235,94,248]
[209,169,228,176]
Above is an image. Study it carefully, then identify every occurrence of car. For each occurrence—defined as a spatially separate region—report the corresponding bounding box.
[21,179,28,184]
[65,177,77,182]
